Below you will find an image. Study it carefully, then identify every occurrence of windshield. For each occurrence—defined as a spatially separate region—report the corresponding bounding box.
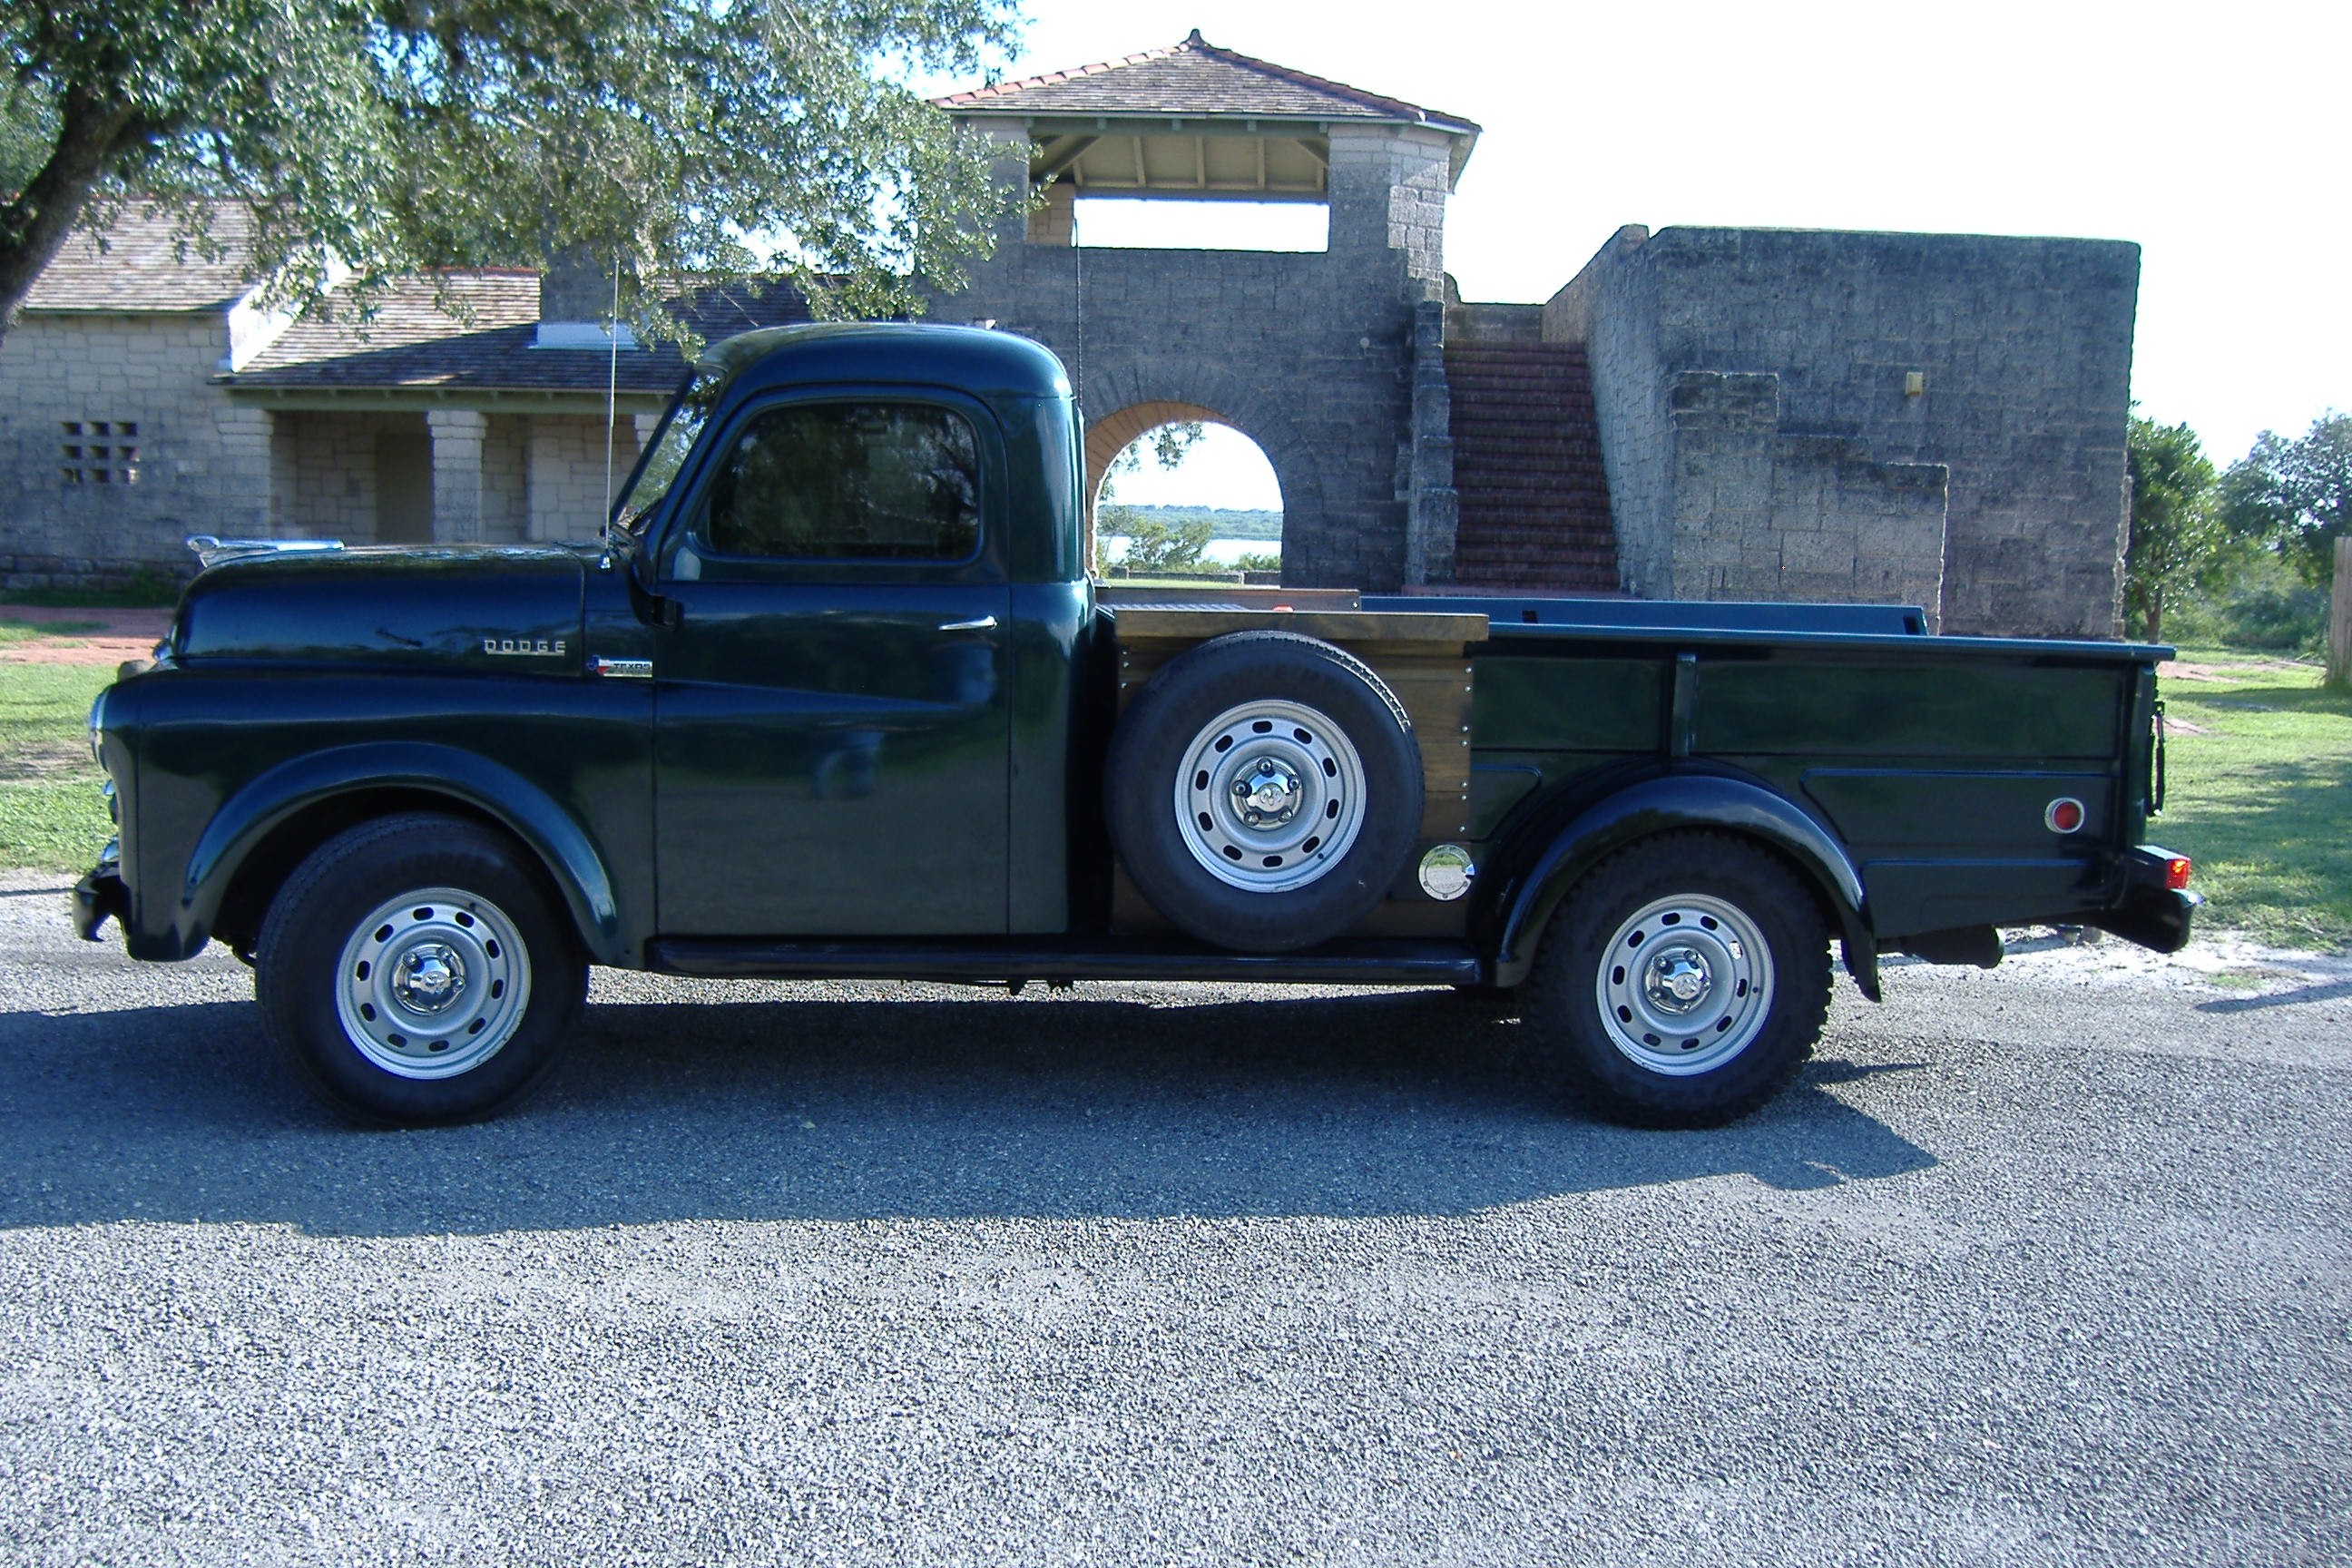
[611,367,726,533]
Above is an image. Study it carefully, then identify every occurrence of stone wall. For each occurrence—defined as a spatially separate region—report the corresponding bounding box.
[255,409,613,545]
[936,118,1451,592]
[524,415,634,543]
[1664,373,1947,612]
[1549,225,2139,637]
[0,311,270,592]
[1555,228,1673,601]
[273,410,401,539]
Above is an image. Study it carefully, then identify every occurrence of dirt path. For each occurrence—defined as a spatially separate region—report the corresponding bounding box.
[0,606,172,667]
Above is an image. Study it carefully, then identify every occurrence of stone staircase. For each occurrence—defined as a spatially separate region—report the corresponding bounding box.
[1445,343,1619,593]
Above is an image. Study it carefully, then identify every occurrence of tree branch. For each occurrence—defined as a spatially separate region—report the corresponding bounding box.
[0,83,143,339]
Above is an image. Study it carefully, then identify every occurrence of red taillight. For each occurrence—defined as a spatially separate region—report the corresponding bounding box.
[2165,855,2193,891]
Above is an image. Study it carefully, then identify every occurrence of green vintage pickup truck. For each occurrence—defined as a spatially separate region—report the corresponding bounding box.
[75,323,2196,1129]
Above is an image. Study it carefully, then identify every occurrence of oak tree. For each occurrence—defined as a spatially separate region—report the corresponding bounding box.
[2221,412,2352,585]
[0,0,1023,342]
[2123,416,2230,642]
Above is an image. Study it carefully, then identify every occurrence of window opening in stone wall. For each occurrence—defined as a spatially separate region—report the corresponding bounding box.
[1096,420,1284,581]
[61,420,139,485]
[1074,199,1328,254]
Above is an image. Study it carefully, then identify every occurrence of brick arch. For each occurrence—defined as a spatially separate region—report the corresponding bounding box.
[1085,401,1240,519]
[1080,377,1318,580]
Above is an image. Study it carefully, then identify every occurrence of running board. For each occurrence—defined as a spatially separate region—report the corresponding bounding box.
[644,936,1485,987]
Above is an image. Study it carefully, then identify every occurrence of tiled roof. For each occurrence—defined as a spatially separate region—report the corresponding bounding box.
[935,31,1478,133]
[231,275,814,394]
[22,201,261,312]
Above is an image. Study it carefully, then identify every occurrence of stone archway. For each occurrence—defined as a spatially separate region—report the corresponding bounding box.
[1079,366,1325,581]
[1084,400,1288,577]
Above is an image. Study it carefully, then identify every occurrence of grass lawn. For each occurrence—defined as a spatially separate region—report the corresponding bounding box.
[2152,650,2351,949]
[2,647,2344,950]
[0,660,113,873]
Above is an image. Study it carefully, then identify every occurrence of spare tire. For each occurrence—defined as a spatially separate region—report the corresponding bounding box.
[1105,631,1424,953]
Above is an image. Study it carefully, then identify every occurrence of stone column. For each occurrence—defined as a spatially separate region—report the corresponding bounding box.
[426,408,487,543]
[1028,180,1076,247]
[266,411,300,535]
[1404,300,1459,585]
[213,405,277,535]
[525,416,565,543]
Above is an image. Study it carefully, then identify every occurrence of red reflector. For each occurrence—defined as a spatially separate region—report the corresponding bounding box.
[2044,798,2085,834]
[2166,856,2193,891]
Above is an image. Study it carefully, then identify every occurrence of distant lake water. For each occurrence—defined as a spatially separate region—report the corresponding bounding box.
[1100,538,1274,565]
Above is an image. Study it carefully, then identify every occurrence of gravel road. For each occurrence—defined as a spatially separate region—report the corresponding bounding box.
[1,871,2347,1565]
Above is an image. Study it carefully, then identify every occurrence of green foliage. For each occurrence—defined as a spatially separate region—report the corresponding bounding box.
[2220,413,2352,585]
[2165,551,2331,656]
[2,0,1025,335]
[2124,416,2233,642]
[1234,551,1281,573]
[1098,505,1212,572]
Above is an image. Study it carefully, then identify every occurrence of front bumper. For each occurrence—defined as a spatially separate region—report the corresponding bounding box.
[73,849,129,942]
[2086,845,2201,955]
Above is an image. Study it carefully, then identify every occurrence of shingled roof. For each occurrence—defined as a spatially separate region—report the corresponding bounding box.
[229,275,814,399]
[22,202,260,313]
[935,30,1478,135]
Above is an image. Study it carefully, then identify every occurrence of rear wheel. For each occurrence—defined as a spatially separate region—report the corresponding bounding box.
[256,813,586,1125]
[1522,833,1830,1127]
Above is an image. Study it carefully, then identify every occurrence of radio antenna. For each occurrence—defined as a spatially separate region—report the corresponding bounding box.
[602,250,622,529]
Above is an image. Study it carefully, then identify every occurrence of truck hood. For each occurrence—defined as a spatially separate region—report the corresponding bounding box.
[173,544,589,671]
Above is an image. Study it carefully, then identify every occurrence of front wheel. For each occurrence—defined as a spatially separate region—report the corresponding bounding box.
[256,813,587,1126]
[1522,832,1831,1127]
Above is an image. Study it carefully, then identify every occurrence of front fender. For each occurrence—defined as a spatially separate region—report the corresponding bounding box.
[1486,772,1877,997]
[176,741,626,965]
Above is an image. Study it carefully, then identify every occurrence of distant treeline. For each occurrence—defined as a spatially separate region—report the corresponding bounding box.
[1100,505,1283,542]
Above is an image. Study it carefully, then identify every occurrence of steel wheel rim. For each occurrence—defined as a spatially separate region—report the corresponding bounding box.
[334,886,532,1080]
[1171,699,1367,892]
[1593,893,1774,1076]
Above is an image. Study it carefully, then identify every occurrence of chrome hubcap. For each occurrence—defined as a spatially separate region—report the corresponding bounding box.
[1594,894,1774,1076]
[1642,946,1712,1014]
[391,943,466,1014]
[1172,699,1368,894]
[1231,758,1304,828]
[334,887,532,1080]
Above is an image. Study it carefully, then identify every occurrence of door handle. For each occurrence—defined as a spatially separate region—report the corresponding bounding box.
[938,615,998,632]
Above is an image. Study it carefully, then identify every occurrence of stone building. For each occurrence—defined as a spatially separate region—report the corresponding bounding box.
[0,33,2140,637]
[1528,224,2140,637]
[0,208,802,591]
[932,32,2138,637]
[931,30,1475,592]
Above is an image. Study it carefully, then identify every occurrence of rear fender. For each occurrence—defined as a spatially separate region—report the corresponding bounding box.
[1485,772,1877,998]
[174,742,625,965]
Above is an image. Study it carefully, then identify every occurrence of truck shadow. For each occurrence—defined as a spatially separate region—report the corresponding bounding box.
[0,987,1936,1237]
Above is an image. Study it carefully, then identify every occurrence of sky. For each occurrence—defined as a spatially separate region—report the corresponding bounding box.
[947,0,2351,514]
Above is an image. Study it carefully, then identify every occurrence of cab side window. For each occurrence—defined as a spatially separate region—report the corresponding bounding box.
[702,401,981,562]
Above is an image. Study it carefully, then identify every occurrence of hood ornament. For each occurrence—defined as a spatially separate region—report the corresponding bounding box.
[185,535,345,568]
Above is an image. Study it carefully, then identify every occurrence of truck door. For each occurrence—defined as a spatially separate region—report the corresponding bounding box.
[651,393,1011,935]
